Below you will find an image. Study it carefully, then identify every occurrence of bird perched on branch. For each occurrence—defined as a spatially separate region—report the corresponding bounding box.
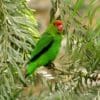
[26,20,63,77]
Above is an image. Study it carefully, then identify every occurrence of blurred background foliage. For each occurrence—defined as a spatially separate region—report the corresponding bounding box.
[0,0,39,99]
[0,0,100,100]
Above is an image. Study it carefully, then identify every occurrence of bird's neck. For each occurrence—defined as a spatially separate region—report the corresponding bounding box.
[46,24,58,35]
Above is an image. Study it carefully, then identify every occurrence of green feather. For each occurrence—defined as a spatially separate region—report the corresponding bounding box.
[26,24,62,76]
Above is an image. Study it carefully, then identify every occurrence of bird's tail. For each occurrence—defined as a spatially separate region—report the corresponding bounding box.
[25,62,38,78]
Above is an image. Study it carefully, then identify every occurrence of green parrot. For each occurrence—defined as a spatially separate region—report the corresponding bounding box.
[26,20,63,77]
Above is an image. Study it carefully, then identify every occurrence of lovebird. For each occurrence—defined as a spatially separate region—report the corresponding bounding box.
[26,20,63,77]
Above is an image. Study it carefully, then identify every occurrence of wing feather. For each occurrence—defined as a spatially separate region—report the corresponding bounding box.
[29,33,54,63]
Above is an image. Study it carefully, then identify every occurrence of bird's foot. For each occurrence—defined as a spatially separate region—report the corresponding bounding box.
[46,63,55,69]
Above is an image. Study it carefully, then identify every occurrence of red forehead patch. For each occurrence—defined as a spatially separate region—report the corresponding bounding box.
[54,20,63,25]
[54,20,63,32]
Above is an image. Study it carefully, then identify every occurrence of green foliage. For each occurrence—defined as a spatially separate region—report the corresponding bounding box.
[0,0,100,99]
[0,0,39,99]
[51,0,100,98]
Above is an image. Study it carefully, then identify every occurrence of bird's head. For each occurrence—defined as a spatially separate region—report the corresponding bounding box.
[53,20,63,32]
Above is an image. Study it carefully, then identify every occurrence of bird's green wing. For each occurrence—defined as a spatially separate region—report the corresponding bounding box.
[29,32,54,63]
